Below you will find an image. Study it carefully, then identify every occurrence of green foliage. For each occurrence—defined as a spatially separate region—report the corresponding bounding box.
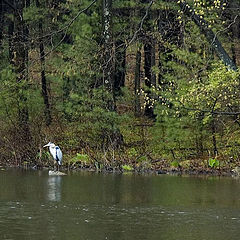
[38,151,52,166]
[128,148,138,158]
[137,156,148,163]
[23,6,45,22]
[61,87,122,148]
[208,158,220,168]
[70,153,90,165]
[171,160,179,168]
[151,104,200,161]
[0,0,240,172]
[185,63,240,114]
[122,164,134,171]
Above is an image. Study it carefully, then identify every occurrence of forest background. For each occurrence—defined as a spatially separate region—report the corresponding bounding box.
[1,0,240,173]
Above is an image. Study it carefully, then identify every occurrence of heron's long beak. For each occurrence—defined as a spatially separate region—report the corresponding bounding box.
[43,143,50,148]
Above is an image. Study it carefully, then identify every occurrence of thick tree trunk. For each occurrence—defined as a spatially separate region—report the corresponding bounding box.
[114,40,126,94]
[8,20,14,62]
[102,0,113,90]
[36,0,52,126]
[134,49,141,116]
[139,0,156,117]
[39,35,52,126]
[144,36,156,117]
[228,1,240,66]
[144,38,156,88]
[102,0,115,110]
[0,0,3,49]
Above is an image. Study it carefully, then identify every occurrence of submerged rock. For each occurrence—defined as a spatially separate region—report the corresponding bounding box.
[48,170,67,176]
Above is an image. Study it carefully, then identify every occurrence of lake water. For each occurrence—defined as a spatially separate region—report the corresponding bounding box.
[0,169,240,240]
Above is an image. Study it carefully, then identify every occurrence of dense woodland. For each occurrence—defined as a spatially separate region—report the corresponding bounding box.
[1,0,240,172]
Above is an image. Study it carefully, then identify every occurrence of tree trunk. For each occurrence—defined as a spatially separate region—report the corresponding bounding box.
[140,0,156,118]
[0,0,3,49]
[144,38,156,88]
[144,36,156,117]
[229,1,240,66]
[211,117,218,157]
[134,49,141,116]
[102,0,113,90]
[102,0,115,110]
[36,0,52,126]
[114,39,126,95]
[8,20,14,62]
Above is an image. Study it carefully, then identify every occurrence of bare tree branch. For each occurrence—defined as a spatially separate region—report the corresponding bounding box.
[2,0,16,11]
[40,0,98,40]
[127,0,155,47]
[181,106,240,116]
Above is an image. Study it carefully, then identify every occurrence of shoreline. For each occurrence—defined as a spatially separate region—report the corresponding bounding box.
[0,163,237,177]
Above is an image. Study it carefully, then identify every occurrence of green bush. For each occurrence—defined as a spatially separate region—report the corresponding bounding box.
[122,164,134,171]
[208,158,220,168]
[69,153,90,166]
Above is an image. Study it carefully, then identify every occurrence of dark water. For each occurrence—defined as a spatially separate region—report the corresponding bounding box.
[0,169,240,240]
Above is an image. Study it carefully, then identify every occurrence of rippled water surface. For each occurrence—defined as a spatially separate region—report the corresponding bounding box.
[1,169,240,240]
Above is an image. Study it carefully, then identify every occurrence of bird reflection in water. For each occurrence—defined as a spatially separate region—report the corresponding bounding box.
[47,176,62,202]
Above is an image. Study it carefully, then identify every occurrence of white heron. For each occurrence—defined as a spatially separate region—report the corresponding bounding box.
[43,142,62,171]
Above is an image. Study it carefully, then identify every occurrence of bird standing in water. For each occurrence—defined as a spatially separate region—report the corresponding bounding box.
[43,142,62,171]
